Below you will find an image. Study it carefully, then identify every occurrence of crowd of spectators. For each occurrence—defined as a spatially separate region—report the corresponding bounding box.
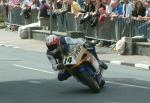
[0,0,150,30]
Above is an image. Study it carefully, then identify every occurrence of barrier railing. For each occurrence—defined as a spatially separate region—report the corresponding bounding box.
[0,5,38,26]
[56,13,150,41]
[114,18,150,40]
[8,6,24,25]
[56,13,117,41]
[1,5,150,40]
[55,13,116,41]
[0,5,6,22]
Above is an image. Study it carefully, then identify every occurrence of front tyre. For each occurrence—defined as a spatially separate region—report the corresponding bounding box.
[78,71,101,93]
[100,79,105,88]
[96,74,105,88]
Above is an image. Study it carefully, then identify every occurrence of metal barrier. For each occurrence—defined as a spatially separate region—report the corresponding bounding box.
[30,9,38,23]
[114,18,150,40]
[56,13,116,41]
[134,20,150,39]
[0,5,7,22]
[3,5,38,26]
[8,6,24,25]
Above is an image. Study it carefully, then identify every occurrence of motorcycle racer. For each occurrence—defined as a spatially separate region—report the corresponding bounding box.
[46,35,108,81]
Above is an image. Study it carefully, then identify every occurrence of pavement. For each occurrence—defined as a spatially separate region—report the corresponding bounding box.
[0,29,46,52]
[97,48,150,70]
[0,29,150,70]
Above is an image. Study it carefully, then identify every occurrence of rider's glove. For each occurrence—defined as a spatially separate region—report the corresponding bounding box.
[57,64,64,70]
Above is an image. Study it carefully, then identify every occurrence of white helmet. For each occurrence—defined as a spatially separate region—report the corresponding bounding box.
[46,35,60,52]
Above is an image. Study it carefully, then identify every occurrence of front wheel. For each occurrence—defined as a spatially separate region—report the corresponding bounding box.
[100,79,105,88]
[96,74,105,88]
[77,71,101,93]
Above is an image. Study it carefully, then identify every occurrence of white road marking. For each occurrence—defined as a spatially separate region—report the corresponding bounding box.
[28,81,41,84]
[13,46,20,49]
[110,61,122,65]
[0,44,20,49]
[107,81,150,90]
[13,64,55,74]
[0,44,4,46]
[5,45,13,47]
[12,64,150,90]
[135,64,150,70]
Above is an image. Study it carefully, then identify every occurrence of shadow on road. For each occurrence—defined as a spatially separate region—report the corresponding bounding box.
[0,78,150,103]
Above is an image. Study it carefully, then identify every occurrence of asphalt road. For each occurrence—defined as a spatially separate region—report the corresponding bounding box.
[0,46,150,103]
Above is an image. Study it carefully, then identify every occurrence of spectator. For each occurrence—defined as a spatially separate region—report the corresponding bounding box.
[15,0,20,5]
[98,0,106,9]
[20,1,32,19]
[82,0,95,13]
[56,0,63,9]
[139,0,150,20]
[135,0,150,36]
[131,0,137,9]
[20,0,39,17]
[76,0,95,18]
[29,0,40,10]
[56,0,70,25]
[38,0,50,18]
[62,0,71,12]
[77,0,95,19]
[55,0,71,12]
[114,0,133,38]
[104,0,120,16]
[98,6,106,22]
[68,0,82,16]
[132,0,146,19]
[89,0,99,27]
[9,0,20,6]
[22,0,30,6]
[145,0,150,19]
[122,0,133,17]
[78,0,99,27]
[95,0,106,23]
[78,0,95,20]
[110,0,123,20]
[77,0,84,8]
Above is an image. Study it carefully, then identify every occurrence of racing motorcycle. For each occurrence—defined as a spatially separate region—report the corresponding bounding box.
[62,44,105,93]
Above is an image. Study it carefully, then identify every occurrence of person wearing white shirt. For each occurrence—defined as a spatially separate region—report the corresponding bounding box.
[105,0,115,14]
[23,0,30,5]
[122,0,133,17]
[105,0,120,15]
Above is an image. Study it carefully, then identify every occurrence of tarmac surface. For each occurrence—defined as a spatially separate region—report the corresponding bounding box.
[0,29,150,70]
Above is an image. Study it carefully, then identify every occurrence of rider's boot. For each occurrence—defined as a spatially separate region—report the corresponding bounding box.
[98,60,108,70]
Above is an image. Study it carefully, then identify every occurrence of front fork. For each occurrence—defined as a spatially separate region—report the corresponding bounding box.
[95,71,104,86]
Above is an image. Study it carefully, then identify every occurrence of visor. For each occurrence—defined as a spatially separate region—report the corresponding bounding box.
[48,44,57,51]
